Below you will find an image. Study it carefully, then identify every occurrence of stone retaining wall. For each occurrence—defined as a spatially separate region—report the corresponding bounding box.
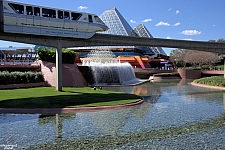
[39,60,87,87]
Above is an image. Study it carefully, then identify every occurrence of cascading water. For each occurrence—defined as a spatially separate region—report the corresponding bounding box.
[82,49,140,85]
[117,63,139,84]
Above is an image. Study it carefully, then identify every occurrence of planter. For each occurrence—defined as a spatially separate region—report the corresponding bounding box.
[177,69,201,79]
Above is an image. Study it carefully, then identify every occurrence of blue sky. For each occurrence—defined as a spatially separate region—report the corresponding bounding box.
[1,0,225,55]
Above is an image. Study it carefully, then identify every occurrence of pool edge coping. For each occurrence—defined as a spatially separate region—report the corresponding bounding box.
[191,82,225,90]
[0,99,144,114]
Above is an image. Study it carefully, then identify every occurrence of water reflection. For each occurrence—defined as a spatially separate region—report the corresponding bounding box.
[224,93,225,111]
[29,112,225,149]
[1,80,225,149]
[38,114,76,139]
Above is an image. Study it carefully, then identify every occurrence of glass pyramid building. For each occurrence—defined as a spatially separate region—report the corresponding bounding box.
[72,7,167,56]
[99,7,137,37]
[133,24,167,55]
[99,7,167,56]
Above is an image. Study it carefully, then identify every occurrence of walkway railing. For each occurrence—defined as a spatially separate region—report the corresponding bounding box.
[0,54,38,66]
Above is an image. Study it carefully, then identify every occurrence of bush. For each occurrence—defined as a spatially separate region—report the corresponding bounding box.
[178,67,201,70]
[62,49,76,64]
[0,71,44,85]
[201,65,210,70]
[153,72,179,77]
[213,65,224,70]
[38,48,56,63]
[37,48,76,64]
[201,65,224,70]
[11,72,24,84]
[193,76,225,87]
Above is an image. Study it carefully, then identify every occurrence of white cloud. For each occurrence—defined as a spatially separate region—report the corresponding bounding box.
[168,8,172,11]
[212,24,216,26]
[77,6,88,10]
[176,10,180,14]
[181,30,201,35]
[130,20,136,23]
[155,21,170,26]
[167,36,171,39]
[173,22,180,26]
[184,38,193,41]
[142,18,152,23]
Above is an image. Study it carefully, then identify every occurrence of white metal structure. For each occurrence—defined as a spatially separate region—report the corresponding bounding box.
[0,0,108,39]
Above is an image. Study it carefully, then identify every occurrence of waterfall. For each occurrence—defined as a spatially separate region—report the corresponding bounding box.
[82,49,140,85]
[117,62,139,84]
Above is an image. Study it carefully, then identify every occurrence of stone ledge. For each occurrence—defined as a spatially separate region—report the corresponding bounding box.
[150,76,181,82]
[191,82,225,90]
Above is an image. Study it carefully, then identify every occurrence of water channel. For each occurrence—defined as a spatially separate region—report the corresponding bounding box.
[0,80,225,149]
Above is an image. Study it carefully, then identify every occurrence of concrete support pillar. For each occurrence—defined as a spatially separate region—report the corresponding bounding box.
[224,59,225,79]
[56,40,62,91]
[0,0,3,32]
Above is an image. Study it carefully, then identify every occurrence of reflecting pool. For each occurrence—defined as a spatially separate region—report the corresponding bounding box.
[0,80,225,149]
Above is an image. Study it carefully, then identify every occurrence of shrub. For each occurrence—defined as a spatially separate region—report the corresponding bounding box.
[201,65,224,70]
[0,71,44,85]
[178,67,201,70]
[214,65,224,70]
[153,72,179,77]
[37,48,76,64]
[11,72,24,84]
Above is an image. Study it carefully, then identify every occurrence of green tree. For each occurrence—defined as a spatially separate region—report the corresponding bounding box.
[37,47,76,64]
[217,38,225,43]
[208,38,225,43]
[169,48,187,67]
[208,39,216,42]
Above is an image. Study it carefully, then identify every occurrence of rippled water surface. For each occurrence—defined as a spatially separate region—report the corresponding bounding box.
[0,80,225,149]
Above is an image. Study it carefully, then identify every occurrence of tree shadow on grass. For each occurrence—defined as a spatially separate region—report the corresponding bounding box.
[0,92,140,109]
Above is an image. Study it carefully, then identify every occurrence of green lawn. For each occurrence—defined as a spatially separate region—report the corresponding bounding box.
[193,76,225,87]
[0,87,141,108]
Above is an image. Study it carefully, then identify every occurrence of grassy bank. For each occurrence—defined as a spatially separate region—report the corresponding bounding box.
[0,87,141,108]
[193,76,225,87]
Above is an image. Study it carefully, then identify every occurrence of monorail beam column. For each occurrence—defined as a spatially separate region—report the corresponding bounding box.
[56,40,62,91]
[0,0,3,32]
[224,59,225,79]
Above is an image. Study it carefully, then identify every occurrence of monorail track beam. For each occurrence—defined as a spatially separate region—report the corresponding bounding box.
[1,32,225,91]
